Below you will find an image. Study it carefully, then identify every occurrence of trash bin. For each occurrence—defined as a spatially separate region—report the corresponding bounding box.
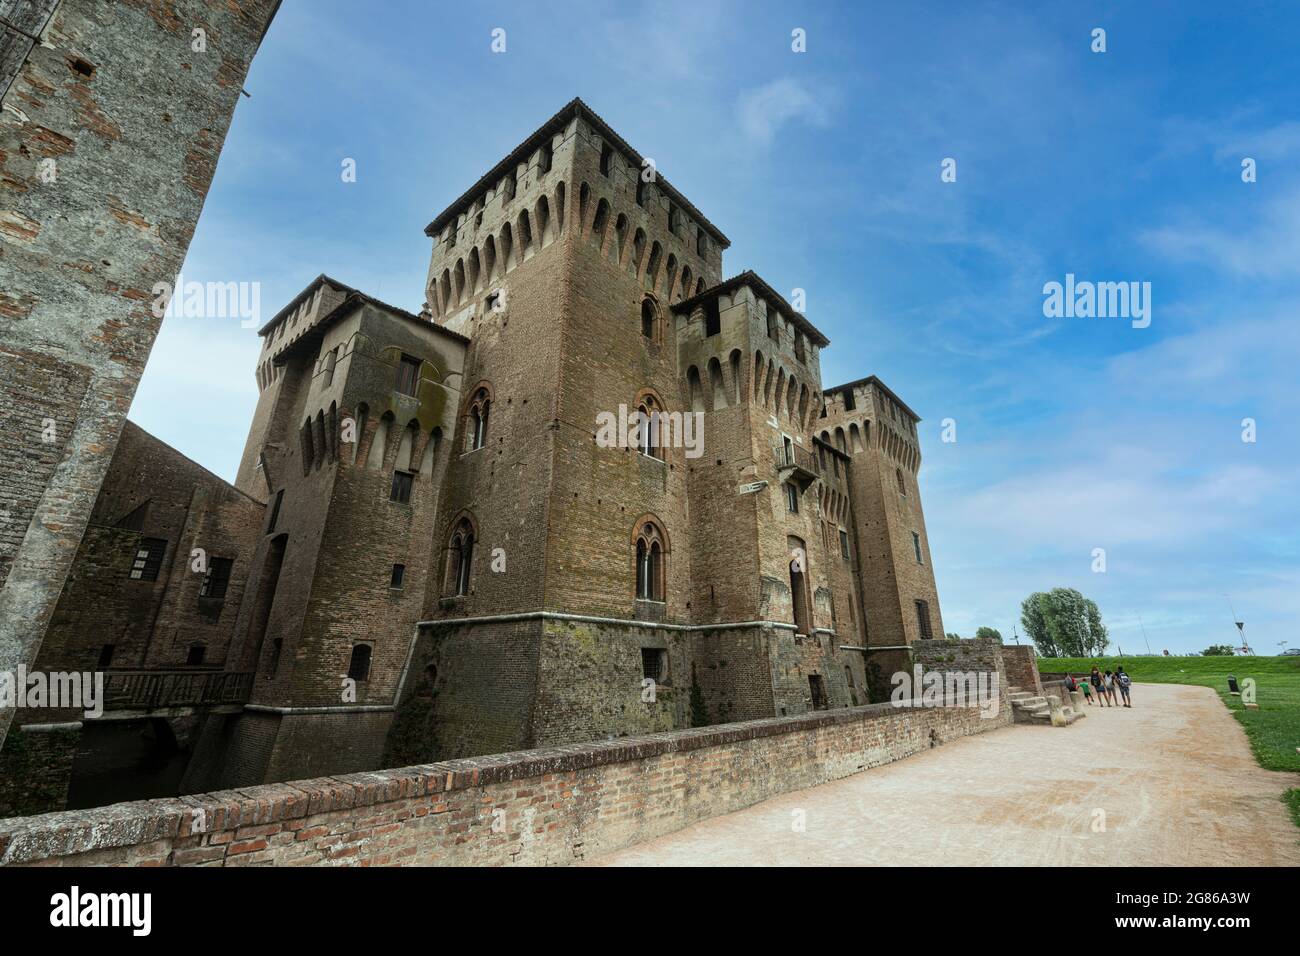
[1227,675,1240,694]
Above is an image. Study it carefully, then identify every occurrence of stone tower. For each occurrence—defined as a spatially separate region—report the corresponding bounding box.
[216,279,466,785]
[818,377,945,689]
[400,100,882,759]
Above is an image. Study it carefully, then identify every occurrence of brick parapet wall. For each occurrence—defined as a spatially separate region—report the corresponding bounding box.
[0,696,1011,866]
[1000,644,1042,694]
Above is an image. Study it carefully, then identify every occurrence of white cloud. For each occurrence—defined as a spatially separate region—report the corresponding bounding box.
[736,78,832,145]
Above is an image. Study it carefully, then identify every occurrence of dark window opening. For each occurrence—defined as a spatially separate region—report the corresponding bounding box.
[843,389,856,411]
[267,490,284,533]
[809,674,827,710]
[641,298,656,339]
[785,482,799,514]
[916,600,934,640]
[200,557,234,600]
[913,531,923,565]
[98,644,115,669]
[839,529,851,560]
[696,227,707,257]
[599,143,613,176]
[348,644,372,682]
[703,297,721,337]
[538,141,552,174]
[390,470,414,504]
[395,354,421,396]
[128,538,167,581]
[390,563,406,589]
[641,647,668,684]
[186,644,207,666]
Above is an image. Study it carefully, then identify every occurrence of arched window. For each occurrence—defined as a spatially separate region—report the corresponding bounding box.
[637,394,664,460]
[467,387,491,451]
[641,297,657,340]
[634,520,666,601]
[446,518,475,596]
[347,644,372,682]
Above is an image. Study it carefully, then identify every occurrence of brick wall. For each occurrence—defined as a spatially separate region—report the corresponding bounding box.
[0,0,279,750]
[1000,645,1042,694]
[0,695,1011,866]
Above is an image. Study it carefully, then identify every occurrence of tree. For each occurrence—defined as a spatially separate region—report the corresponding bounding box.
[944,631,961,641]
[975,626,1002,642]
[1202,644,1235,656]
[1019,588,1109,657]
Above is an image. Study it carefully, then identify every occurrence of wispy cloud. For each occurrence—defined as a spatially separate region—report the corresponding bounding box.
[736,78,833,145]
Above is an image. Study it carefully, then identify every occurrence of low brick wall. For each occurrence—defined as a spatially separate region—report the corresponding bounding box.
[0,698,1011,866]
[1000,645,1042,694]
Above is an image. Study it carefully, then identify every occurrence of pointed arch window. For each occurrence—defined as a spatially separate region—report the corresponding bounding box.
[468,387,491,451]
[634,521,665,601]
[641,297,658,341]
[446,518,476,596]
[637,395,665,460]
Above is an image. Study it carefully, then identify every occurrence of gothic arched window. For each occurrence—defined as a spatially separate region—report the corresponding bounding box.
[446,518,476,597]
[635,520,666,601]
[468,387,491,451]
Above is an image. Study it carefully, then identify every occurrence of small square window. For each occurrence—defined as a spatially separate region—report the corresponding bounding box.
[390,563,406,589]
[390,471,414,504]
[186,644,207,666]
[128,538,167,581]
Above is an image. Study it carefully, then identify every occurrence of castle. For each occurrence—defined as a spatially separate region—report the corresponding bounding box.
[0,99,945,812]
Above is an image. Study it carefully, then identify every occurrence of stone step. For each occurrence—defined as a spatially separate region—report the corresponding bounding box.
[1011,696,1048,709]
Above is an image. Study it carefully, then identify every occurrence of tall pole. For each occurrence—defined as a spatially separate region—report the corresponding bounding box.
[1137,613,1152,656]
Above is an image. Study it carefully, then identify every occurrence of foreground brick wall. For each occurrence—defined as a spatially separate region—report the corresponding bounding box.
[0,697,1011,866]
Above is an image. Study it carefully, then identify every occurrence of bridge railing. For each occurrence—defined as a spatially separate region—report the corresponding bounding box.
[101,670,254,710]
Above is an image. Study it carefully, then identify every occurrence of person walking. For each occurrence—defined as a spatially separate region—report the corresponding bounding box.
[1090,666,1108,707]
[1117,667,1132,708]
[1103,669,1119,706]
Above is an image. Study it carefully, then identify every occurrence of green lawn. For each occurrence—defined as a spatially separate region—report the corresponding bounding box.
[1040,655,1300,773]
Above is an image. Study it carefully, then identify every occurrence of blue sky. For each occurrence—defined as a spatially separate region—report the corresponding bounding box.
[130,0,1300,655]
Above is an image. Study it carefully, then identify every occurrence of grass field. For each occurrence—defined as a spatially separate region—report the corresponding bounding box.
[1040,655,1300,825]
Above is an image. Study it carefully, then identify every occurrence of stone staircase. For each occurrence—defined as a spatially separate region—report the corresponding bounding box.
[1007,686,1085,727]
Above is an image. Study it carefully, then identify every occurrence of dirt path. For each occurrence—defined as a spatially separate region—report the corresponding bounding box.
[591,683,1300,866]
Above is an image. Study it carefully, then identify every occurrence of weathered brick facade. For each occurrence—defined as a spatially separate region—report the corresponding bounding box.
[5,98,955,810]
[0,0,280,750]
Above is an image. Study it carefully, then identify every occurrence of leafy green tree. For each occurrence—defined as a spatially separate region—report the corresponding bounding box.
[1019,588,1109,657]
[975,626,1002,642]
[945,631,962,640]
[1202,644,1235,656]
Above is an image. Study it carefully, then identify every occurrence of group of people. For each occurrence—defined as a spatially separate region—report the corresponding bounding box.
[1064,666,1132,708]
